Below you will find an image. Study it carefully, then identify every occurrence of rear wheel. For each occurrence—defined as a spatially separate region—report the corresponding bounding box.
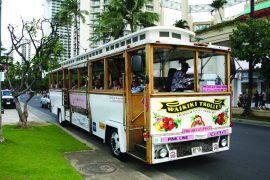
[110,130,124,159]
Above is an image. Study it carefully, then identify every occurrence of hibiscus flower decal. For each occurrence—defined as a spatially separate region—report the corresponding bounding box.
[212,108,229,125]
[153,112,181,132]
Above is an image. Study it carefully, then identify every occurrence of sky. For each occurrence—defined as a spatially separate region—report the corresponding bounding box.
[2,0,43,49]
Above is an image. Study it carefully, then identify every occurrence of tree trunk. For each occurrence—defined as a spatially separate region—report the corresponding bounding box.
[0,115,4,143]
[218,9,223,22]
[75,17,79,56]
[242,60,253,117]
[14,98,28,127]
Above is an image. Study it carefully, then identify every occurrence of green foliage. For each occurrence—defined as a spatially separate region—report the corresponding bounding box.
[0,124,90,179]
[230,18,270,64]
[91,0,159,44]
[5,18,63,97]
[174,19,190,29]
[230,18,270,113]
[210,0,227,21]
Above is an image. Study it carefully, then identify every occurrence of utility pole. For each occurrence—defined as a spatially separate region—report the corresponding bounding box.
[250,0,254,18]
[0,0,4,143]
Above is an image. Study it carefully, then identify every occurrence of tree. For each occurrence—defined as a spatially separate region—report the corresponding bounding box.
[210,0,227,22]
[230,18,270,116]
[57,0,89,56]
[91,0,159,43]
[174,19,190,29]
[53,11,72,59]
[2,18,63,128]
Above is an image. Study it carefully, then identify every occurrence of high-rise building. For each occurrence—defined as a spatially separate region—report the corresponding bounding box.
[44,0,72,61]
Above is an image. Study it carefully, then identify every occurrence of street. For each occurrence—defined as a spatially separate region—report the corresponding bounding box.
[20,95,270,180]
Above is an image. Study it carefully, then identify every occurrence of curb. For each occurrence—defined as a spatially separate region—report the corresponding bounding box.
[232,118,270,127]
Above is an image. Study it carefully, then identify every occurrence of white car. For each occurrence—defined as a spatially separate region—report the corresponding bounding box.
[40,94,50,108]
[2,89,15,108]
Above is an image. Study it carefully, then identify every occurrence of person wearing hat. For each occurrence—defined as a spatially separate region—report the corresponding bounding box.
[171,62,191,92]
[131,77,143,93]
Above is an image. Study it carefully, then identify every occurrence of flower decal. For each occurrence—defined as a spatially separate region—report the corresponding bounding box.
[190,115,205,128]
[213,109,229,125]
[153,112,181,132]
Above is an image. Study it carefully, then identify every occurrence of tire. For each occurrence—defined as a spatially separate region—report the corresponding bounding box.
[110,130,124,159]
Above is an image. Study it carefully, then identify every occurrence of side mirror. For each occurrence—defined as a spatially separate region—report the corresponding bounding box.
[131,55,143,73]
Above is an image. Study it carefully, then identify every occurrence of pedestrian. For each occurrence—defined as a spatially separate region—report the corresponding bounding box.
[238,92,244,108]
[259,91,266,110]
[254,90,259,108]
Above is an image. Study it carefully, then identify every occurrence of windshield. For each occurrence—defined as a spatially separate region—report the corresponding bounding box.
[2,91,12,96]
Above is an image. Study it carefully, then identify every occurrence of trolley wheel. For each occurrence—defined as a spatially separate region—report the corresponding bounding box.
[110,130,124,159]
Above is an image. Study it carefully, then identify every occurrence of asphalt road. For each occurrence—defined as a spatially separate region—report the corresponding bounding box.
[21,95,270,180]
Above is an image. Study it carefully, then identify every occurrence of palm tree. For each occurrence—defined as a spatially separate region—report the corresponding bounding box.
[91,0,159,43]
[210,0,227,22]
[58,0,89,56]
[174,19,190,30]
[53,11,72,58]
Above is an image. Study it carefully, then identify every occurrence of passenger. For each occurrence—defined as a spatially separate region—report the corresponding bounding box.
[110,78,121,90]
[58,80,63,88]
[171,62,192,92]
[71,80,78,90]
[94,79,103,90]
[118,76,123,89]
[80,80,87,90]
[131,77,143,93]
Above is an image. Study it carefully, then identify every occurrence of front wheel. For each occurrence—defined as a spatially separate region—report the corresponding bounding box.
[110,130,124,159]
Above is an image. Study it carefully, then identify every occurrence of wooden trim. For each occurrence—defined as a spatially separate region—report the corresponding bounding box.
[89,62,93,90]
[146,44,153,164]
[77,68,80,90]
[104,58,109,90]
[194,51,199,92]
[227,52,231,92]
[68,69,71,89]
[126,45,145,53]
[87,90,124,95]
[124,51,131,152]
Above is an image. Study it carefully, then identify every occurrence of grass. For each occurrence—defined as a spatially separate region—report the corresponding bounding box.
[0,123,90,179]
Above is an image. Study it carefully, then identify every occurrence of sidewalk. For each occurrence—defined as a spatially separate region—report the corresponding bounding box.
[2,108,42,125]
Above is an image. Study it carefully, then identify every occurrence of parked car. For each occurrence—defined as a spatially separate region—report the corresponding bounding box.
[40,94,50,108]
[1,89,15,108]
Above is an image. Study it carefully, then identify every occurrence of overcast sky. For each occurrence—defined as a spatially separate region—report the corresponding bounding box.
[2,0,43,49]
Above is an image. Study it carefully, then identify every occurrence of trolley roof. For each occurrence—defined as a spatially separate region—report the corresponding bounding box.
[54,26,229,72]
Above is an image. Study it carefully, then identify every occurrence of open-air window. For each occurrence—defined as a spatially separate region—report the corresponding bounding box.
[198,52,227,92]
[107,55,125,90]
[153,47,195,93]
[92,60,104,90]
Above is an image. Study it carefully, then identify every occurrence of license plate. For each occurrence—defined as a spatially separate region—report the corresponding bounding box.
[6,102,10,105]
[213,143,219,152]
[192,146,202,154]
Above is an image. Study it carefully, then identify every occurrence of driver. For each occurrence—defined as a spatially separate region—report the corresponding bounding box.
[171,62,191,92]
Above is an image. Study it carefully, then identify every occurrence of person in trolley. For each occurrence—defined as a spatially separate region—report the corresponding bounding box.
[171,62,191,92]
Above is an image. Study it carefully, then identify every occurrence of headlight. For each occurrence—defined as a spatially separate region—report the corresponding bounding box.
[159,148,168,158]
[220,138,227,147]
